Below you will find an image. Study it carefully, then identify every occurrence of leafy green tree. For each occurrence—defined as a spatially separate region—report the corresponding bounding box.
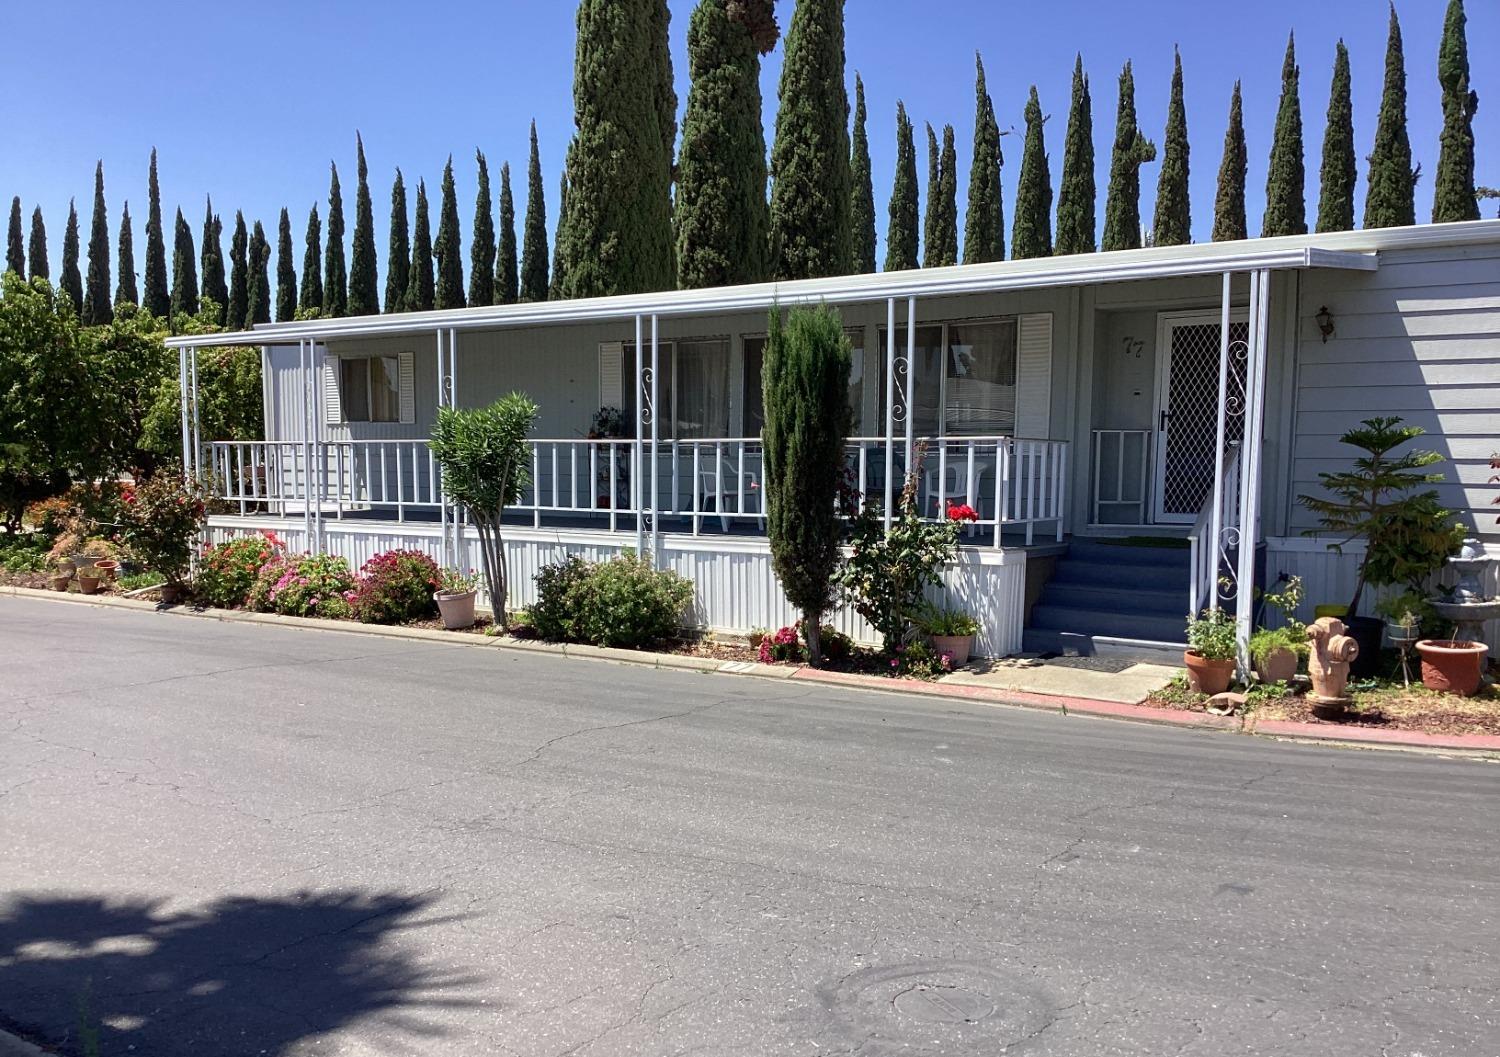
[323,163,347,317]
[27,207,47,280]
[6,198,23,277]
[850,74,877,273]
[142,148,169,318]
[226,212,248,329]
[385,170,410,312]
[115,201,138,306]
[497,162,518,304]
[429,393,540,625]
[559,0,677,297]
[1263,34,1307,237]
[82,162,113,325]
[348,134,379,315]
[246,220,272,326]
[171,209,199,318]
[200,199,228,326]
[434,156,466,309]
[768,0,851,280]
[468,150,496,306]
[1101,62,1156,251]
[1152,50,1191,246]
[1012,87,1053,259]
[1212,81,1248,241]
[676,0,776,288]
[520,123,549,302]
[550,168,570,300]
[1365,4,1417,229]
[406,180,435,312]
[59,201,83,316]
[761,304,852,664]
[1432,0,1479,222]
[140,304,264,458]
[964,54,1005,264]
[884,101,920,271]
[1317,41,1357,233]
[275,208,297,322]
[298,204,323,315]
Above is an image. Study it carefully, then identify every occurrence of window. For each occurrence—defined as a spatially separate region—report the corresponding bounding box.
[743,330,866,437]
[620,339,732,439]
[339,356,401,423]
[877,319,1018,436]
[876,326,945,436]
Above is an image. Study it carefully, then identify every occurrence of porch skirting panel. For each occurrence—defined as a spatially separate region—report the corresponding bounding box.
[207,516,1029,657]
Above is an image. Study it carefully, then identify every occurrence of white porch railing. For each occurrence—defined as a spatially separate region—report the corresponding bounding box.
[1090,429,1151,526]
[1187,444,1242,617]
[209,435,1068,545]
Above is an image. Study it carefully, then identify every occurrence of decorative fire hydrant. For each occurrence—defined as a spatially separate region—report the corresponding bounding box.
[1306,616,1359,715]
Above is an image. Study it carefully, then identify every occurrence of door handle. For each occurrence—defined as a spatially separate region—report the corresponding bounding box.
[1159,409,1171,432]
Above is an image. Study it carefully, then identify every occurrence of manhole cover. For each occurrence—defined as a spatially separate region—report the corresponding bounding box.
[892,983,996,1024]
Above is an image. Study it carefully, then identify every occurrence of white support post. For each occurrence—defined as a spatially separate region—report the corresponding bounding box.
[650,313,660,564]
[299,339,312,546]
[436,329,448,568]
[177,347,191,472]
[1207,271,1233,614]
[904,297,917,475]
[883,297,896,532]
[1234,270,1273,676]
[634,314,645,556]
[189,346,201,482]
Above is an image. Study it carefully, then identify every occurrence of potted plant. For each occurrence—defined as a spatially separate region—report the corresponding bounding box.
[434,568,480,630]
[1298,417,1465,677]
[915,602,980,667]
[76,568,103,595]
[93,558,120,580]
[48,562,72,592]
[1249,575,1307,683]
[1414,638,1489,697]
[113,472,207,605]
[1184,607,1238,695]
[1375,591,1433,646]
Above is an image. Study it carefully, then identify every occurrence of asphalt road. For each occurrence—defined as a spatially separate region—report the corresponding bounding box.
[1,595,1497,1057]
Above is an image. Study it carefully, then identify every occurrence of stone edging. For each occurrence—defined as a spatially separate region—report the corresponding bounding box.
[4,585,1497,758]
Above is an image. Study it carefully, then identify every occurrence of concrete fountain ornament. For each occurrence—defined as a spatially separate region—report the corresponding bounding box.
[1418,538,1495,696]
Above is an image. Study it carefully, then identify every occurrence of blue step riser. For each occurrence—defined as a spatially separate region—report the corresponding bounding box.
[1041,584,1187,617]
[1029,605,1187,644]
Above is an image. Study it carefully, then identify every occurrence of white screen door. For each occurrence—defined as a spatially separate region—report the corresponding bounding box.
[1152,312,1249,524]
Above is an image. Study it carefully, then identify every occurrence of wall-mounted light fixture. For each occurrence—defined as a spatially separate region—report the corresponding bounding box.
[1315,305,1335,343]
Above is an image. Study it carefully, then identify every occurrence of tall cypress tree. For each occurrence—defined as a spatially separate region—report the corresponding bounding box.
[1152,50,1191,247]
[560,0,677,297]
[884,101,920,271]
[6,198,23,277]
[200,199,228,324]
[1432,0,1479,223]
[964,54,1005,264]
[170,208,198,319]
[299,204,323,315]
[1365,4,1417,229]
[675,0,777,288]
[921,123,942,267]
[497,163,518,304]
[1212,82,1249,241]
[115,201,137,306]
[468,150,496,306]
[1263,34,1307,237]
[323,163,347,317]
[82,162,113,325]
[407,179,436,312]
[434,156,466,309]
[550,167,570,300]
[385,170,410,312]
[768,0,852,280]
[520,122,550,302]
[348,134,379,315]
[227,212,249,330]
[1055,55,1095,256]
[1317,41,1357,233]
[142,148,169,318]
[27,207,47,280]
[246,220,272,326]
[276,208,297,322]
[1101,62,1156,251]
[850,74,877,273]
[937,125,959,265]
[1012,86,1053,259]
[59,201,83,316]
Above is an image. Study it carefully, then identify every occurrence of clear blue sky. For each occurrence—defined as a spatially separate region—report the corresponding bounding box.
[3,0,1493,289]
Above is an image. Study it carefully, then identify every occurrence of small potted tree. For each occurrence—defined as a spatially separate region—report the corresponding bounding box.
[1184,608,1238,695]
[434,568,480,630]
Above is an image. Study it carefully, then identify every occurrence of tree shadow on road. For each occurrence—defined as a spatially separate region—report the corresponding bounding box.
[0,888,484,1056]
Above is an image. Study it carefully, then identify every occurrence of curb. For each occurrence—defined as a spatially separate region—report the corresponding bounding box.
[4,586,1496,758]
[0,1027,48,1057]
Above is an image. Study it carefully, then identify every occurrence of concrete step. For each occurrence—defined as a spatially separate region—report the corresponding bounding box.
[1040,582,1188,618]
[1029,604,1188,645]
[1021,628,1187,664]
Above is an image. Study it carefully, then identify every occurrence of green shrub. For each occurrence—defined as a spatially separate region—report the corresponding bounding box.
[194,532,284,608]
[247,553,354,619]
[1186,607,1238,661]
[1248,625,1306,666]
[349,549,441,624]
[0,534,48,572]
[530,555,591,641]
[114,471,206,587]
[530,552,693,649]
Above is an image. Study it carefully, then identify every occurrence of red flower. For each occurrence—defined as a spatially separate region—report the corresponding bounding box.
[946,503,979,523]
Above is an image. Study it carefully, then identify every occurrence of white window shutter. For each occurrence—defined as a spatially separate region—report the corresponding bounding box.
[598,342,624,409]
[398,352,416,424]
[1014,313,1054,439]
[322,351,342,426]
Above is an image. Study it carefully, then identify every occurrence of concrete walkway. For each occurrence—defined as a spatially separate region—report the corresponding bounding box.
[942,657,1180,704]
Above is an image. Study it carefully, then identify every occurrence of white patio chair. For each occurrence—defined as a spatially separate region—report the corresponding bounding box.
[925,459,993,536]
[698,456,761,532]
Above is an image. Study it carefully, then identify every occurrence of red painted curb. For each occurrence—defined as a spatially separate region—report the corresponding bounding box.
[1251,718,1500,752]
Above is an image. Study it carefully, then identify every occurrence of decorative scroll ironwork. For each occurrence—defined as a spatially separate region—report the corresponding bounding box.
[890,353,910,426]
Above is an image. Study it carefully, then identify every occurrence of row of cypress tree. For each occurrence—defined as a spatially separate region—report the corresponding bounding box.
[5,0,1488,326]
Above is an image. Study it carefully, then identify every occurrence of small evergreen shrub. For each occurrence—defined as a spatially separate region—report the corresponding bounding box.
[530,555,591,641]
[195,532,284,608]
[114,472,206,587]
[349,549,441,624]
[530,553,693,649]
[247,553,354,619]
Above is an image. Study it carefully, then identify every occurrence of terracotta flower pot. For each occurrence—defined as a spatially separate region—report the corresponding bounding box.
[435,589,477,630]
[1254,646,1299,684]
[77,574,102,596]
[49,573,71,592]
[929,634,974,668]
[93,559,120,580]
[1184,650,1236,695]
[1415,639,1489,697]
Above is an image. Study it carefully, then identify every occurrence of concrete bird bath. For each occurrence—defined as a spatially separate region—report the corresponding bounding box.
[1430,538,1500,644]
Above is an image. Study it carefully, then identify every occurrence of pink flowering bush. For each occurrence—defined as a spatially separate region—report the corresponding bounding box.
[348,549,441,625]
[246,552,354,619]
[758,625,803,664]
[755,622,854,665]
[194,531,285,608]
